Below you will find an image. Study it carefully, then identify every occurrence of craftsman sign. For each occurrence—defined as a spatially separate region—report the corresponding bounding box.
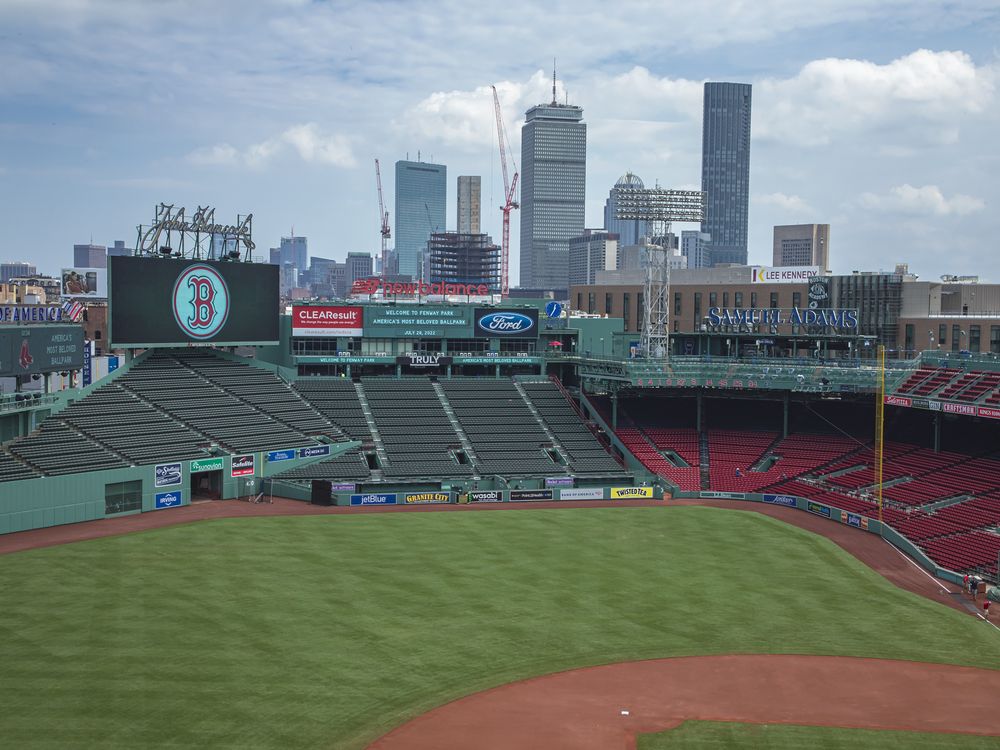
[707,307,858,330]
[292,305,363,337]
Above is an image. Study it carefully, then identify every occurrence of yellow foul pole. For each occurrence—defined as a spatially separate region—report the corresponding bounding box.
[876,345,885,524]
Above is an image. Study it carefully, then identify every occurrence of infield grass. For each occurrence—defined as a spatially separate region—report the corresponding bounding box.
[638,721,1000,749]
[1,505,997,749]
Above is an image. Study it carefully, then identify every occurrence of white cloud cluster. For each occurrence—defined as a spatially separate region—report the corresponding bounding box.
[859,184,985,216]
[187,124,354,168]
[755,192,814,214]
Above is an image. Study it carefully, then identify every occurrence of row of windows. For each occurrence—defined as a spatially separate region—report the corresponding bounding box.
[907,324,1000,354]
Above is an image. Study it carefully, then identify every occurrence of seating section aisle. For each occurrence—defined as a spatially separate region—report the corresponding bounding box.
[5,421,127,477]
[440,379,564,476]
[277,449,371,482]
[364,378,472,478]
[519,381,625,475]
[707,430,779,492]
[294,379,372,441]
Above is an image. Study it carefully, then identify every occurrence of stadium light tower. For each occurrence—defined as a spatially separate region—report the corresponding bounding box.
[615,186,705,358]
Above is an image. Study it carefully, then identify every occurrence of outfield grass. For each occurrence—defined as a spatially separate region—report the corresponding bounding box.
[638,721,1000,749]
[1,505,997,749]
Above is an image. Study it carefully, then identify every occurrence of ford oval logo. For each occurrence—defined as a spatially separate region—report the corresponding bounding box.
[478,312,534,334]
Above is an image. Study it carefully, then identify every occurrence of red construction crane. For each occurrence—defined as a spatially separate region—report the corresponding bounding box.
[374,158,391,279]
[492,85,518,298]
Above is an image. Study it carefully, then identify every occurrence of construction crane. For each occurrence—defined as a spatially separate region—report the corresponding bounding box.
[492,85,519,298]
[374,158,391,278]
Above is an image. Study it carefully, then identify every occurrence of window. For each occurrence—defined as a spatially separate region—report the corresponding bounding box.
[588,293,596,314]
[674,292,682,315]
[623,293,631,331]
[792,292,801,308]
[734,292,743,308]
[709,292,717,307]
[970,325,981,353]
[576,292,582,310]
[952,324,961,352]
[722,292,729,307]
[605,293,613,315]
[770,292,779,309]
[694,292,702,317]
[939,324,947,346]
[904,324,914,353]
[637,293,645,331]
[991,326,1000,354]
[105,480,142,515]
[750,292,758,308]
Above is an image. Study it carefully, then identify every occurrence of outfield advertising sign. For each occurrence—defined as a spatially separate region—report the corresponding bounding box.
[403,492,451,504]
[190,457,224,473]
[154,462,182,488]
[559,487,604,501]
[350,493,397,506]
[467,490,504,503]
[844,512,863,528]
[545,477,574,488]
[509,489,553,501]
[298,445,331,459]
[698,490,745,500]
[0,325,84,378]
[291,305,363,337]
[762,494,798,508]
[612,486,655,499]
[154,491,182,509]
[231,454,255,477]
[266,449,295,463]
[331,482,356,492]
[473,308,539,338]
[807,501,832,518]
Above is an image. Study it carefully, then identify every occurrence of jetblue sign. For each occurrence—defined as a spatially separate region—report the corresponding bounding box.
[350,493,397,506]
[706,307,858,330]
[474,308,538,338]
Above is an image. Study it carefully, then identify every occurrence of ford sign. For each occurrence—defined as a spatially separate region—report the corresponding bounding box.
[474,308,538,338]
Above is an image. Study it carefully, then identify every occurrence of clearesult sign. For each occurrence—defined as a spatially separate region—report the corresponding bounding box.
[154,462,182,488]
[403,492,451,504]
[612,486,655,499]
[291,305,363,337]
[231,454,255,477]
[190,457,224,473]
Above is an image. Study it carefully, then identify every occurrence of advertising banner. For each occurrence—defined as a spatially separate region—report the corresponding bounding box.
[911,397,939,411]
[844,512,863,528]
[545,477,574,488]
[61,268,107,299]
[108,256,279,347]
[751,266,820,284]
[807,501,832,518]
[298,445,331,458]
[266,449,296,462]
[509,489,553,501]
[977,406,1000,420]
[613,487,656,499]
[884,395,912,408]
[467,490,504,503]
[154,462,182,488]
[403,492,451,504]
[364,306,473,338]
[942,402,976,415]
[559,487,604,500]
[154,491,182,509]
[0,305,64,323]
[291,305,363,337]
[82,339,93,387]
[107,355,120,373]
[474,308,539,338]
[330,482,356,492]
[397,354,453,368]
[698,490,745,500]
[350,493,397,506]
[231,454,255,477]
[190,457,224,473]
[0,325,84,378]
[762,494,798,508]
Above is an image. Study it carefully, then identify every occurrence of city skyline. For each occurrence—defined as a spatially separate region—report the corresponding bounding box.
[1,2,998,282]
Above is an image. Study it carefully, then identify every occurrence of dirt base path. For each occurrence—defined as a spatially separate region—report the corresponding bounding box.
[368,655,1000,750]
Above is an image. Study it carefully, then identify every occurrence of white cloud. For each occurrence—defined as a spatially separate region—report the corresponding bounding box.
[186,124,355,168]
[859,184,985,216]
[755,192,814,214]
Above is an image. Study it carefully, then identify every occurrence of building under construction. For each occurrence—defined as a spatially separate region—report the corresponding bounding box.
[427,232,501,292]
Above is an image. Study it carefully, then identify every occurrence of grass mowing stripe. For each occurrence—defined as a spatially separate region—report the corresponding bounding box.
[638,721,1000,749]
[0,506,996,749]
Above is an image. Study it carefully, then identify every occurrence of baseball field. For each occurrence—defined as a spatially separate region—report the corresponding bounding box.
[1,504,998,749]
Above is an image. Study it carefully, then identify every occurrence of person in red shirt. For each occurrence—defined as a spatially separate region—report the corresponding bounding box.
[985,599,991,621]
[964,574,970,594]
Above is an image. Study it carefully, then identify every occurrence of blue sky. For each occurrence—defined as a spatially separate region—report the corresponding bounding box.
[1,0,999,282]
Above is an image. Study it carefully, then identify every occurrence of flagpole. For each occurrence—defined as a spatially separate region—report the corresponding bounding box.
[876,344,885,526]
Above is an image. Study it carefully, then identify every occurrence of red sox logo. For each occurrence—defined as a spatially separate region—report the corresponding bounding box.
[172,265,230,339]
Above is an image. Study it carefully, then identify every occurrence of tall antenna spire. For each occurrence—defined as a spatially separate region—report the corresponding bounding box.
[552,58,557,104]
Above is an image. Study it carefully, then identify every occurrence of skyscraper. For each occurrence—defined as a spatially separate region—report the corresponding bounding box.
[603,173,648,246]
[1,262,36,283]
[345,252,374,290]
[519,80,586,290]
[457,176,481,235]
[701,82,752,266]
[773,224,830,271]
[73,243,107,268]
[395,159,447,278]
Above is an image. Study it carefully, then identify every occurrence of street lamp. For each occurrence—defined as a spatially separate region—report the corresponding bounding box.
[599,337,606,358]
